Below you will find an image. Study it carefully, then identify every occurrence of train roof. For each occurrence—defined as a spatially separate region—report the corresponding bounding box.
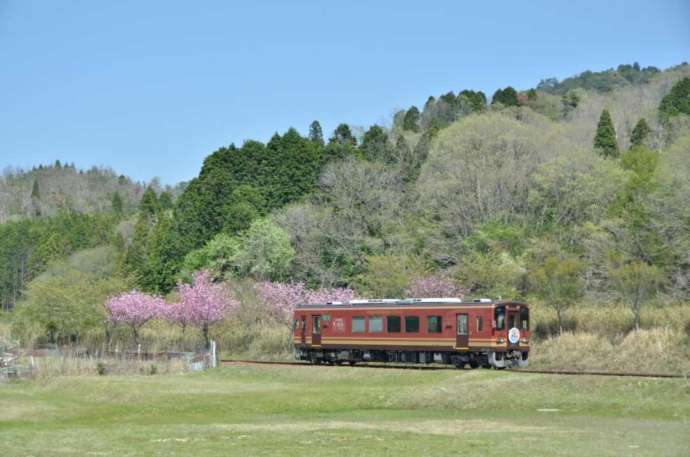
[295,298,527,310]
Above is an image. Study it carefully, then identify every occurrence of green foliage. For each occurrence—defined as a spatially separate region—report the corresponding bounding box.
[360,125,395,164]
[561,90,580,115]
[610,260,665,330]
[526,239,585,332]
[157,191,173,210]
[111,192,123,216]
[630,118,651,147]
[491,86,519,106]
[537,63,661,94]
[402,106,420,132]
[461,222,527,258]
[458,90,487,112]
[527,148,627,231]
[180,233,241,281]
[31,180,40,199]
[356,255,423,298]
[610,146,664,265]
[12,246,131,345]
[456,250,525,299]
[593,109,619,157]
[0,211,114,309]
[233,219,295,281]
[329,123,357,147]
[418,90,486,130]
[416,112,557,249]
[162,129,323,289]
[308,120,324,145]
[138,187,160,218]
[140,213,179,293]
[658,76,690,122]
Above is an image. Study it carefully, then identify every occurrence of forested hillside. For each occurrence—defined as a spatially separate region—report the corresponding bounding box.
[0,162,178,310]
[0,161,181,222]
[3,62,690,359]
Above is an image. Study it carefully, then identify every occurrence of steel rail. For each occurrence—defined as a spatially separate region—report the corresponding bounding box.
[220,359,686,378]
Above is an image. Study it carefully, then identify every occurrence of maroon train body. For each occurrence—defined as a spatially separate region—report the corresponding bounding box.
[292,298,530,368]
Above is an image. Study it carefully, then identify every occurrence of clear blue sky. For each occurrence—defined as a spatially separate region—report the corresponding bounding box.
[1,1,688,184]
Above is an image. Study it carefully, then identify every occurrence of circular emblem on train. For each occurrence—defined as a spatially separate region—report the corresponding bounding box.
[508,327,520,345]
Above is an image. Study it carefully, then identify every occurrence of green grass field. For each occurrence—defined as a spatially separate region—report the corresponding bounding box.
[1,365,689,456]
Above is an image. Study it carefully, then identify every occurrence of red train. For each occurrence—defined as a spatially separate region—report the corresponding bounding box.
[292,298,529,368]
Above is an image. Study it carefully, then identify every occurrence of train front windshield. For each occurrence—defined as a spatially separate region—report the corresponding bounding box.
[495,306,505,330]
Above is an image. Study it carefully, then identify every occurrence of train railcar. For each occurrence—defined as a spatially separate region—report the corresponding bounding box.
[292,298,529,368]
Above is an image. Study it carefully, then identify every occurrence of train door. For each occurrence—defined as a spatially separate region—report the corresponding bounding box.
[300,316,306,344]
[506,308,520,347]
[456,313,469,349]
[311,315,322,346]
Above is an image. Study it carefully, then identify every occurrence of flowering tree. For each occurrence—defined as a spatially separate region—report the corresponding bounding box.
[105,291,166,347]
[177,270,238,348]
[162,299,193,335]
[255,281,354,324]
[406,276,464,298]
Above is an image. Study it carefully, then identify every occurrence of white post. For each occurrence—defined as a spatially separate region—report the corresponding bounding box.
[210,340,217,369]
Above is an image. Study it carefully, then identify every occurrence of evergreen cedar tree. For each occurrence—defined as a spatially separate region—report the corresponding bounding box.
[594,109,619,158]
[491,87,520,107]
[630,118,650,147]
[330,123,357,146]
[659,77,690,122]
[31,180,40,199]
[361,125,396,164]
[402,106,420,132]
[308,120,324,145]
[138,186,161,219]
[459,90,487,112]
[111,192,123,216]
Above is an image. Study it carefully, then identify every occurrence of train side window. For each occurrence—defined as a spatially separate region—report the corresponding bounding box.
[387,316,401,333]
[495,306,505,330]
[352,316,365,333]
[405,316,419,333]
[520,307,529,330]
[369,316,383,333]
[427,316,442,333]
[476,316,483,332]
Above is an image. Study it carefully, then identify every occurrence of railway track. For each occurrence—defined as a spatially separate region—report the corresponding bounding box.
[220,359,687,379]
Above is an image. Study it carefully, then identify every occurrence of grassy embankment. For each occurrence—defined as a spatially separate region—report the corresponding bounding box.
[1,364,688,456]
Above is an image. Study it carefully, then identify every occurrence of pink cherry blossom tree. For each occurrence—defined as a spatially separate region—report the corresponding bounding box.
[162,299,193,335]
[254,281,354,324]
[177,270,238,349]
[105,291,166,347]
[406,276,464,298]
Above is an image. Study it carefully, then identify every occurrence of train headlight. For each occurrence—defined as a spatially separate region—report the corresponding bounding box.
[520,337,529,344]
[496,337,505,344]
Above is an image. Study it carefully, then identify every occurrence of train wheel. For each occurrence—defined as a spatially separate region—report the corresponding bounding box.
[348,361,356,366]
